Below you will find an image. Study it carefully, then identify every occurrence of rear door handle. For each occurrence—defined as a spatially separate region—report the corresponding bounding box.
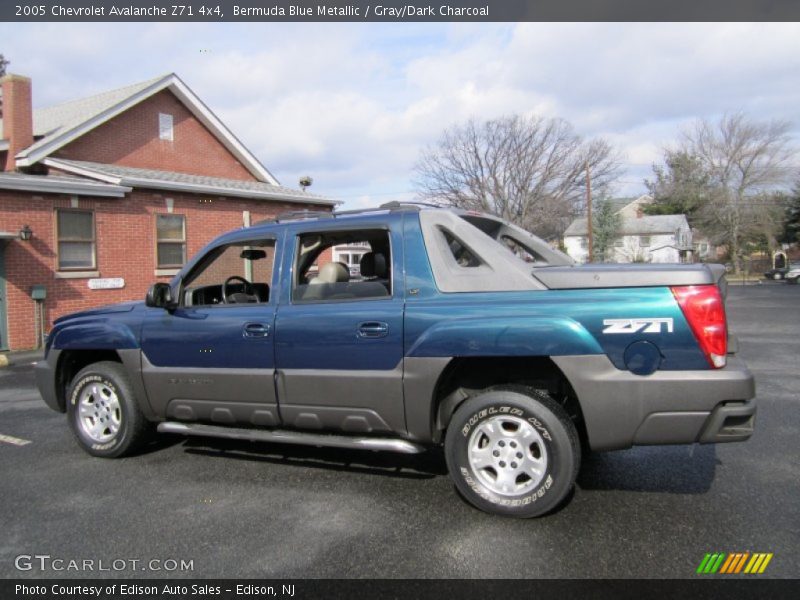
[357,321,389,338]
[243,322,270,338]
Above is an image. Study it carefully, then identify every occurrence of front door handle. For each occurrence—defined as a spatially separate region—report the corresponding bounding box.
[357,321,389,338]
[243,322,270,338]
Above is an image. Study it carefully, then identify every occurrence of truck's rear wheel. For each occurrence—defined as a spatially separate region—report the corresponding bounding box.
[66,361,152,458]
[444,388,580,517]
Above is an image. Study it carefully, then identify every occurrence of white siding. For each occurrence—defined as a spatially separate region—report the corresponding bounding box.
[564,236,590,263]
[564,225,692,264]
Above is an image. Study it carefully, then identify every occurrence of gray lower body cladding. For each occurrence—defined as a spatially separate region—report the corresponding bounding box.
[552,354,756,450]
[34,349,61,412]
[37,348,756,452]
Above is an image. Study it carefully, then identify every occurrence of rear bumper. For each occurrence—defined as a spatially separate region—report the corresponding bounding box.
[698,398,756,443]
[552,354,756,451]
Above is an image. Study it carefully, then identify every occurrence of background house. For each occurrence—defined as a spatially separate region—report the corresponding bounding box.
[564,195,693,264]
[0,73,337,351]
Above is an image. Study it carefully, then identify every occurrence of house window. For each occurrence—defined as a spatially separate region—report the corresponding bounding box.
[156,214,186,268]
[640,236,651,247]
[579,237,588,250]
[159,113,174,141]
[57,210,96,270]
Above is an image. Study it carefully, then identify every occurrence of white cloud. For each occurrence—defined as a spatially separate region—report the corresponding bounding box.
[2,22,799,209]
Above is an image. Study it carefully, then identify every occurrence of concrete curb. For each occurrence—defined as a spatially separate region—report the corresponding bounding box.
[0,349,45,368]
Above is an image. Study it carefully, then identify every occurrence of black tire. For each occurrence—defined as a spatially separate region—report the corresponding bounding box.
[66,361,152,458]
[444,387,580,518]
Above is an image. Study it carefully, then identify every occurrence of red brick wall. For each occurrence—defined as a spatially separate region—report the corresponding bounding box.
[53,90,256,181]
[0,188,331,350]
[1,75,34,171]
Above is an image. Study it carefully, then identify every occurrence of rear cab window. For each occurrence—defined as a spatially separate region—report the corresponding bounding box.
[292,228,392,303]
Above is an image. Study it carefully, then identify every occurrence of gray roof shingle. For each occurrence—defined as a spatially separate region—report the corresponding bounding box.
[564,214,689,236]
[19,76,170,160]
[49,159,337,205]
[1,76,166,152]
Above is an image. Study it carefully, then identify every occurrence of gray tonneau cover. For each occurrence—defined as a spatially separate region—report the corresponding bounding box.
[532,263,725,290]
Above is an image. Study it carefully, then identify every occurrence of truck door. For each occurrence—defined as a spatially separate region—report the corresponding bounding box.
[141,236,279,427]
[274,221,406,435]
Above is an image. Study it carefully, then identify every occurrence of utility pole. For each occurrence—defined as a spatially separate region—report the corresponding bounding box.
[586,161,593,262]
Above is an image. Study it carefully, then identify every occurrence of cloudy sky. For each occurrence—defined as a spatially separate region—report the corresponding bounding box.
[2,22,799,208]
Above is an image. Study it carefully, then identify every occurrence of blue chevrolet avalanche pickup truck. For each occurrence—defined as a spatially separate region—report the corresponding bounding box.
[35,203,756,517]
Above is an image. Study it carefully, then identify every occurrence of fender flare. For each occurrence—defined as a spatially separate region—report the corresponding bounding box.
[50,320,139,351]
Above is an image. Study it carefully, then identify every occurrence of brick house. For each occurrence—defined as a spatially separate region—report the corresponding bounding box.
[0,73,336,351]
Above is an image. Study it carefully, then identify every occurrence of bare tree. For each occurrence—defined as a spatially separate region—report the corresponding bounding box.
[413,115,621,240]
[680,113,796,271]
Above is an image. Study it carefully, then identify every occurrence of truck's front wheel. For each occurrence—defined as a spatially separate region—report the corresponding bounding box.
[444,388,580,518]
[66,361,152,458]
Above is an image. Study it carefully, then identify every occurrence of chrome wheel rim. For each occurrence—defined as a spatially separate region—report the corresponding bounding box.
[77,383,122,443]
[467,415,548,496]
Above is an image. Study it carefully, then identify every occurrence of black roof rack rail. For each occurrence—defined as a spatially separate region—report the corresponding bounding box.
[277,210,335,222]
[250,201,444,227]
[329,201,440,217]
[253,210,335,226]
[378,200,442,210]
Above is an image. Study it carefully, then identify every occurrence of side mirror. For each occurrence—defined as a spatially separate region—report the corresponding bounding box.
[145,282,175,309]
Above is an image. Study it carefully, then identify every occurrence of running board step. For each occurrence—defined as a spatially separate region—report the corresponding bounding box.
[157,421,426,454]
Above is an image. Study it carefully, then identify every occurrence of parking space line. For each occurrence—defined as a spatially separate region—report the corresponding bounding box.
[0,433,32,446]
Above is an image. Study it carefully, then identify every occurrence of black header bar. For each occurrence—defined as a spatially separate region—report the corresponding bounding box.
[3,0,800,23]
[4,579,800,600]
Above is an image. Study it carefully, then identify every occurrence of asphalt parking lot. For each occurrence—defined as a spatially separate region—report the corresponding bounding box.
[0,283,798,579]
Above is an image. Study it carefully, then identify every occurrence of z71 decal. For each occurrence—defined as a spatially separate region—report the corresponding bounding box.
[602,318,674,334]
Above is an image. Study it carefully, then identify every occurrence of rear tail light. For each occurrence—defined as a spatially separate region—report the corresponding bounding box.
[671,285,727,368]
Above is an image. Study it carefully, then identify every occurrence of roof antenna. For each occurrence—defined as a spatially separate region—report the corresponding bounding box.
[299,176,313,191]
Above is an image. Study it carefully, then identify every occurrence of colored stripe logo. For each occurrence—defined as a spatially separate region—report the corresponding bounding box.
[697,552,773,574]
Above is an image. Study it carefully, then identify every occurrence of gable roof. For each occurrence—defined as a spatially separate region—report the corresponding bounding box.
[45,158,337,206]
[8,73,280,185]
[602,197,637,212]
[615,194,653,216]
[564,214,689,237]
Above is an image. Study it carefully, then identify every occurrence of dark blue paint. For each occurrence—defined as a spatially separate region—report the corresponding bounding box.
[48,209,711,374]
[274,213,405,371]
[141,304,275,369]
[48,302,144,351]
